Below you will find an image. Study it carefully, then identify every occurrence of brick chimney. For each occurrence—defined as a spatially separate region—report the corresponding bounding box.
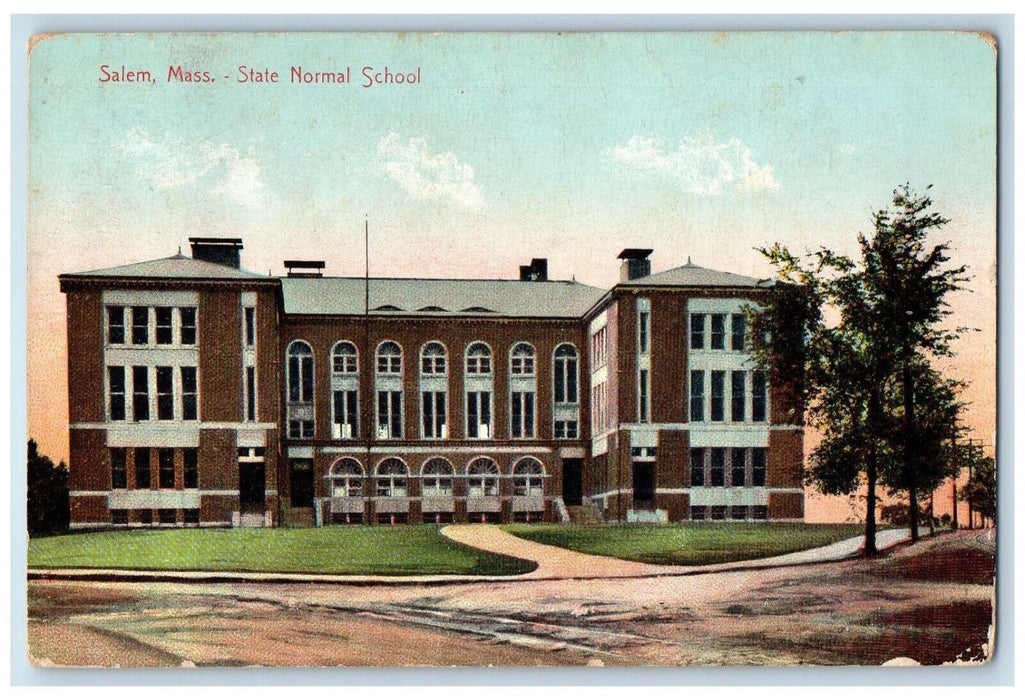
[519,258,548,281]
[617,248,653,281]
[189,237,243,268]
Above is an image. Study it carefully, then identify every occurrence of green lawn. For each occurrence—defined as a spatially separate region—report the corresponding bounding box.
[27,526,536,576]
[502,522,869,566]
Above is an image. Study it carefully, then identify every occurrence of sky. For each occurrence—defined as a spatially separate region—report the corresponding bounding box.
[26,32,997,522]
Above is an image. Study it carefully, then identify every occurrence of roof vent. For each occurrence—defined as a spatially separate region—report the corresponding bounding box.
[284,260,326,278]
[617,248,653,282]
[461,306,496,313]
[519,258,549,281]
[373,305,403,312]
[189,238,243,269]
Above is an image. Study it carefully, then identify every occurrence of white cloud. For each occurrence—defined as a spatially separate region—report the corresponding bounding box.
[114,128,269,207]
[606,130,780,195]
[377,132,483,208]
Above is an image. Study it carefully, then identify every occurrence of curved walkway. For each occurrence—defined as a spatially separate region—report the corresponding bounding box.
[441,525,914,579]
[28,527,914,586]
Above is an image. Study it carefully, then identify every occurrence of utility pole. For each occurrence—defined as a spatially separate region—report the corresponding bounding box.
[967,438,976,530]
[951,434,959,530]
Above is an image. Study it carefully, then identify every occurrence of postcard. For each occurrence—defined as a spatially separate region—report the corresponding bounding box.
[25,30,997,668]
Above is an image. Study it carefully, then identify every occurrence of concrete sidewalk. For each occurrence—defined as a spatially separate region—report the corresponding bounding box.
[27,527,914,587]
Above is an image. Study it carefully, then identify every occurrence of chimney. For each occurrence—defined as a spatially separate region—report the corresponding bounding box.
[617,248,653,282]
[284,260,326,278]
[519,258,549,281]
[189,237,243,269]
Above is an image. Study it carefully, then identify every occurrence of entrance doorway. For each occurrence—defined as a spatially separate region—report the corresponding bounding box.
[239,462,266,514]
[632,462,655,510]
[562,459,583,506]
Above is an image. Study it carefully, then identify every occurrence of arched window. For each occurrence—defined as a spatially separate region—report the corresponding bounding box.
[512,457,545,497]
[376,341,402,374]
[421,457,454,497]
[421,342,447,375]
[332,341,358,374]
[329,458,363,497]
[510,343,535,376]
[286,341,314,438]
[466,457,500,497]
[465,342,492,375]
[375,458,408,497]
[553,344,579,404]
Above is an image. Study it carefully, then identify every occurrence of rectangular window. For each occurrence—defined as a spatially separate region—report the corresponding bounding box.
[710,370,725,422]
[132,366,149,421]
[752,505,768,520]
[511,391,535,438]
[156,366,173,420]
[591,327,608,368]
[752,448,767,487]
[554,420,578,439]
[731,448,747,487]
[138,509,153,525]
[183,448,198,489]
[638,369,649,423]
[181,367,198,420]
[711,505,727,521]
[110,448,127,489]
[377,391,402,439]
[710,448,725,487]
[711,314,726,350]
[690,448,705,487]
[244,307,256,347]
[731,314,746,351]
[752,371,767,422]
[333,389,358,438]
[290,460,314,508]
[155,307,173,345]
[421,391,447,439]
[690,314,705,349]
[689,370,704,422]
[107,306,125,344]
[179,307,197,345]
[158,509,177,525]
[466,391,492,439]
[246,367,256,421]
[731,370,746,422]
[730,506,748,521]
[184,509,200,525]
[111,509,129,525]
[690,505,707,521]
[131,306,148,345]
[159,448,175,488]
[638,311,650,353]
[108,366,126,420]
[134,447,150,489]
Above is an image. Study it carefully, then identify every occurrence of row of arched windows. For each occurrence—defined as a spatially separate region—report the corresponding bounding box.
[286,339,580,441]
[301,340,574,377]
[327,456,546,498]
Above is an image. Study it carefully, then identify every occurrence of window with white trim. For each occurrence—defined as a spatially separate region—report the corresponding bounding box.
[179,307,197,345]
[731,370,746,422]
[376,390,403,439]
[107,306,125,345]
[132,366,149,421]
[689,370,704,422]
[710,370,725,422]
[181,367,198,420]
[553,344,578,404]
[510,391,535,438]
[333,341,359,374]
[286,341,314,438]
[710,314,726,350]
[131,307,148,345]
[332,389,358,438]
[375,458,408,497]
[330,458,364,497]
[421,458,454,497]
[420,342,446,375]
[156,366,174,420]
[752,370,768,422]
[108,366,126,420]
[731,313,746,351]
[465,342,493,439]
[690,313,705,349]
[376,341,402,374]
[510,343,535,376]
[466,457,500,497]
[465,391,492,439]
[465,342,492,375]
[244,307,256,347]
[422,391,447,439]
[156,307,173,345]
[512,457,544,497]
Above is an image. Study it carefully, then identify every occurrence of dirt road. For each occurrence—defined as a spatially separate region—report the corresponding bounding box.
[27,529,994,667]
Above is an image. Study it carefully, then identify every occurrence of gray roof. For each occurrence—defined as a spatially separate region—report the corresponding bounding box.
[622,260,770,288]
[281,277,606,318]
[62,254,273,281]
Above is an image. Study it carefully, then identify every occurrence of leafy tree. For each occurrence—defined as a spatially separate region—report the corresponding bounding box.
[963,454,996,524]
[750,185,969,552]
[27,439,70,537]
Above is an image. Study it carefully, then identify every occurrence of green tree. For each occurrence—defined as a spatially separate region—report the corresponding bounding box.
[27,439,70,537]
[963,454,996,524]
[750,185,968,552]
